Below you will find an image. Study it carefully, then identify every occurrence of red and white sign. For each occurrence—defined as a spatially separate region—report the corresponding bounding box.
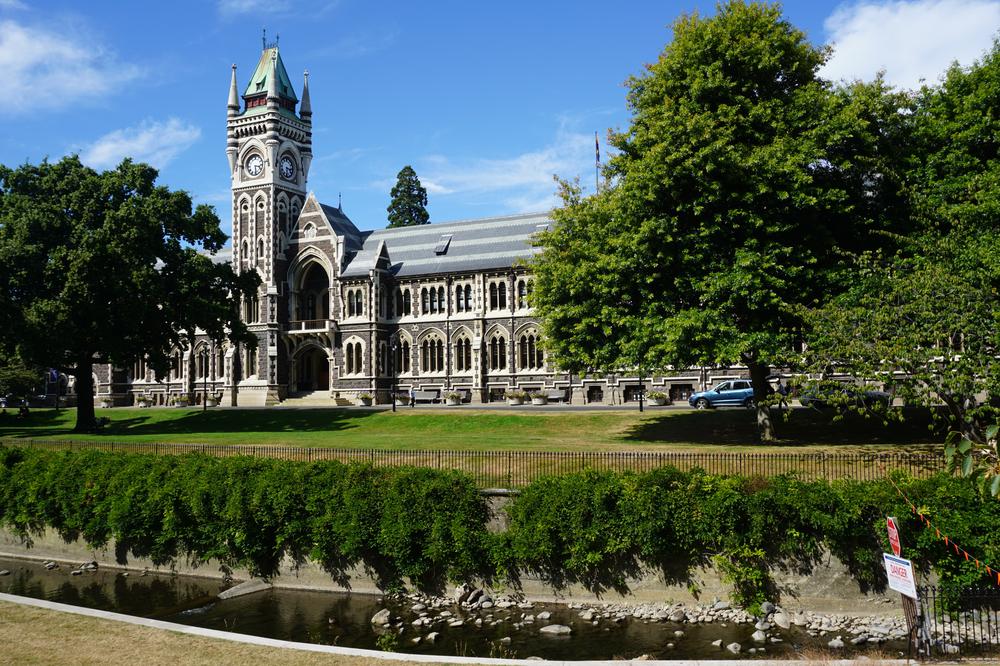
[887,516,901,557]
[884,554,918,599]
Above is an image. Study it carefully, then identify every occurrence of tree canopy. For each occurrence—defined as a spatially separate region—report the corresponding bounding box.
[807,40,1000,490]
[386,165,430,228]
[0,156,258,432]
[531,1,906,439]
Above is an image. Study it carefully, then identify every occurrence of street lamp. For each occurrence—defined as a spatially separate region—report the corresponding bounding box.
[638,368,644,413]
[390,339,398,413]
[200,348,208,413]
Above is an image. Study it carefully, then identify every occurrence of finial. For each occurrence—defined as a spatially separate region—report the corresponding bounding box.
[262,27,266,51]
[276,33,280,47]
[338,192,342,210]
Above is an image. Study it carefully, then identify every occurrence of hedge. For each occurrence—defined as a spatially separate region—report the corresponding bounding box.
[0,446,996,609]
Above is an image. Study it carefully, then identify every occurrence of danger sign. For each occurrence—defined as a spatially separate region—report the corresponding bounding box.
[887,516,901,557]
[884,554,918,599]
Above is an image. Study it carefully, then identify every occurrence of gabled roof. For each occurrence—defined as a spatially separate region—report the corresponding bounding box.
[318,201,363,251]
[339,212,551,279]
[243,47,298,103]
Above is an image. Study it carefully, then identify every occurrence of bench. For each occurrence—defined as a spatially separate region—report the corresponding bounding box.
[411,390,440,404]
[544,389,568,402]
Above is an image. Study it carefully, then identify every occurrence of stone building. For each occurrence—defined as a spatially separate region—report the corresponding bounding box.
[95,44,745,408]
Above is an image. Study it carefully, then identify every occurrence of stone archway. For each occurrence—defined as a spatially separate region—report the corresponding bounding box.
[294,346,330,392]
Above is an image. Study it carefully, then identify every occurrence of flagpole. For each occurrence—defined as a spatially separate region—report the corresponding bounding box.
[594,131,600,194]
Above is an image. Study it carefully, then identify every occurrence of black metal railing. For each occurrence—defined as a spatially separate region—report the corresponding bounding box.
[0,438,943,489]
[918,585,1000,658]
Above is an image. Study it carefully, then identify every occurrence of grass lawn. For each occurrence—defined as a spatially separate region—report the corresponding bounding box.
[0,405,945,453]
[0,600,449,666]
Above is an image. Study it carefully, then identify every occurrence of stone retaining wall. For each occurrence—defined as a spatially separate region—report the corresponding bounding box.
[0,527,902,615]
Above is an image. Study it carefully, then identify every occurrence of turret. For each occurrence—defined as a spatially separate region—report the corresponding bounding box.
[227,64,240,116]
[300,70,312,120]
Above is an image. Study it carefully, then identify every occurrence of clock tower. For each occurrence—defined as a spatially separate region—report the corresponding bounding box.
[226,42,313,404]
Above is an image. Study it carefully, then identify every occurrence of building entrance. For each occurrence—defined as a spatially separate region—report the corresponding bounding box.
[295,348,329,392]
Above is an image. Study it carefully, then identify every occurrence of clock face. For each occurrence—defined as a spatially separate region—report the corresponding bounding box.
[245,154,264,177]
[279,155,296,180]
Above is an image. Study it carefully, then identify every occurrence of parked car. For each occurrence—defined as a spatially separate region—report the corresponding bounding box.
[688,379,758,409]
[798,385,891,409]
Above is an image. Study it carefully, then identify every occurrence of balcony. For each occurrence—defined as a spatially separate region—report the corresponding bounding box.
[287,319,336,334]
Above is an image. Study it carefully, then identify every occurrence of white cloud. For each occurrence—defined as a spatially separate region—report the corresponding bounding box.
[821,0,1000,90]
[0,0,28,10]
[218,0,339,16]
[218,0,290,14]
[0,19,141,114]
[409,123,599,214]
[80,118,201,170]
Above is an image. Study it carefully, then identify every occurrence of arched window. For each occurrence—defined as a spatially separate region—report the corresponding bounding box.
[217,348,226,381]
[305,293,316,320]
[240,202,249,232]
[354,290,364,317]
[378,342,386,375]
[278,203,288,234]
[437,286,445,314]
[246,346,257,377]
[489,335,507,370]
[489,283,498,310]
[518,333,544,370]
[395,288,404,317]
[347,289,356,317]
[255,200,265,227]
[385,289,393,318]
[420,335,445,372]
[518,279,528,309]
[241,239,250,271]
[421,288,429,314]
[498,281,507,309]
[428,287,436,314]
[345,341,363,375]
[346,343,354,374]
[257,238,265,262]
[355,343,363,375]
[464,284,472,311]
[395,340,411,373]
[455,285,464,312]
[455,337,472,372]
[403,290,411,315]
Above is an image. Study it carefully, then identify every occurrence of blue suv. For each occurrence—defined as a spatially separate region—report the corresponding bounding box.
[688,379,755,409]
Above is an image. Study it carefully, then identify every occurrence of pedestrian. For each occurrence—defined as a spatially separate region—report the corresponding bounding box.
[776,378,789,410]
[409,386,416,408]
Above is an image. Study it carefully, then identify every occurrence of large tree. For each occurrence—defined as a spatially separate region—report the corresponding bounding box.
[386,165,430,228]
[0,156,258,432]
[532,1,906,439]
[808,41,1000,488]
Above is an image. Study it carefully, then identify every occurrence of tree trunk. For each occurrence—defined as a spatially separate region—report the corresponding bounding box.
[72,358,96,433]
[747,361,776,442]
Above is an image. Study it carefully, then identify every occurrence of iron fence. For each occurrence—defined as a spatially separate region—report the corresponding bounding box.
[918,585,1000,658]
[0,438,943,489]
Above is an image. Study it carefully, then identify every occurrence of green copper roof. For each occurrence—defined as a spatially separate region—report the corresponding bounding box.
[243,47,298,103]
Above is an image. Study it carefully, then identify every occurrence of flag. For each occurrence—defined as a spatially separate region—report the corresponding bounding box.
[595,132,600,164]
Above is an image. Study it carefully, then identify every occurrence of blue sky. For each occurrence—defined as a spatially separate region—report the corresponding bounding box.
[1,0,998,237]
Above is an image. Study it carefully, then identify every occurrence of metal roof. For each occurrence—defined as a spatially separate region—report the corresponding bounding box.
[242,47,298,103]
[339,212,550,279]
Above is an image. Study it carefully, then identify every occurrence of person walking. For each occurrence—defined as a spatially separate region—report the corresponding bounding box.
[409,386,416,408]
[776,378,789,411]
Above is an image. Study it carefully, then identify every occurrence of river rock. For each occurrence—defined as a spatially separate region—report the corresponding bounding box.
[537,611,551,620]
[454,583,473,604]
[673,630,685,638]
[448,619,464,627]
[44,561,58,570]
[70,569,82,576]
[669,609,686,622]
[828,637,845,649]
[754,620,770,631]
[760,601,776,615]
[0,570,9,576]
[580,610,595,621]
[371,609,391,625]
[711,639,723,648]
[540,624,572,636]
[726,642,741,654]
[410,636,422,645]
[752,630,766,643]
[467,588,484,605]
[411,603,426,612]
[499,637,511,645]
[426,632,439,644]
[772,611,791,629]
[713,601,730,611]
